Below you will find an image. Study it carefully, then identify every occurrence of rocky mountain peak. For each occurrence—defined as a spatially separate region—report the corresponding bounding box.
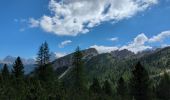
[52,48,98,70]
[111,49,135,59]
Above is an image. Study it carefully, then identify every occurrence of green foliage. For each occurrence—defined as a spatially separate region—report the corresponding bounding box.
[89,78,102,94]
[1,64,10,81]
[116,77,127,100]
[156,72,170,100]
[71,47,87,91]
[36,41,50,66]
[0,43,170,100]
[129,62,151,100]
[102,80,112,96]
[12,57,24,78]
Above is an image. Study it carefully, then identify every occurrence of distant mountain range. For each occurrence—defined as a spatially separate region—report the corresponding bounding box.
[0,52,58,74]
[0,56,36,74]
[0,56,35,65]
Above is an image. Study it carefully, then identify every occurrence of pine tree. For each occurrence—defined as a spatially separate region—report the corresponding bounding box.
[116,77,127,100]
[89,78,102,94]
[69,47,87,100]
[12,57,24,78]
[36,42,54,82]
[1,64,10,81]
[102,80,112,96]
[89,78,102,100]
[129,62,151,100]
[43,41,50,64]
[156,72,170,100]
[72,47,86,91]
[36,41,50,66]
[11,57,25,99]
[36,45,44,66]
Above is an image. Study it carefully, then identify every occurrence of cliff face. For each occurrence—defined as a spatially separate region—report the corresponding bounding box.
[51,48,98,70]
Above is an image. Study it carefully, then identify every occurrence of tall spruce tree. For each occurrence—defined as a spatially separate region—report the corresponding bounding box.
[36,42,50,66]
[89,78,102,100]
[129,62,151,100]
[102,80,112,96]
[12,57,24,78]
[43,42,50,64]
[72,47,86,91]
[36,42,55,82]
[37,45,44,66]
[116,77,127,99]
[1,64,10,81]
[156,72,170,100]
[68,47,87,100]
[89,78,102,94]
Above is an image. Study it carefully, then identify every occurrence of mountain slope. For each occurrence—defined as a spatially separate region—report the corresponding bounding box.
[53,46,170,82]
[52,48,98,69]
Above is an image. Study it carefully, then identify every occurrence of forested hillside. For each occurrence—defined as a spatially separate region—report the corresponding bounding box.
[0,42,170,100]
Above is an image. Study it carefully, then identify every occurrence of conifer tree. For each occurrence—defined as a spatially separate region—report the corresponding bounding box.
[36,42,55,82]
[129,62,151,100]
[89,78,102,100]
[69,47,87,100]
[1,64,10,81]
[89,78,102,94]
[37,45,44,66]
[11,57,25,99]
[116,77,127,100]
[102,80,112,96]
[12,57,24,78]
[72,47,86,91]
[43,41,50,64]
[36,41,50,66]
[156,72,170,100]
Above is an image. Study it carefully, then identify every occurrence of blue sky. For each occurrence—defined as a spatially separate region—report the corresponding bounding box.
[0,0,170,59]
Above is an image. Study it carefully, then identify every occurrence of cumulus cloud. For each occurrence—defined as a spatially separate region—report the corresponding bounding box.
[109,37,118,41]
[59,40,72,48]
[90,45,118,53]
[91,33,152,54]
[120,33,152,53]
[149,30,170,42]
[29,18,40,28]
[29,0,158,36]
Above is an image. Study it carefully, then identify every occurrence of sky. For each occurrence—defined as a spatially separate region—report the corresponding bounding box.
[0,0,170,59]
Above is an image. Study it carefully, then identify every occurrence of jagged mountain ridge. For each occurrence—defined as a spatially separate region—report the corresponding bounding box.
[52,48,98,70]
[0,56,36,74]
[53,46,170,81]
[0,56,35,65]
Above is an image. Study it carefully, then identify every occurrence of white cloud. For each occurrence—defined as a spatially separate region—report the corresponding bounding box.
[120,33,152,53]
[161,44,170,48]
[29,18,40,28]
[90,45,118,53]
[91,33,152,54]
[109,37,118,41]
[55,52,67,58]
[29,0,158,36]
[149,30,170,42]
[59,40,72,48]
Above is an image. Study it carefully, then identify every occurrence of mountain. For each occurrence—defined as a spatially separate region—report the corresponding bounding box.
[0,56,35,65]
[110,49,135,59]
[0,56,36,74]
[53,46,170,82]
[52,48,98,69]
[2,56,17,64]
